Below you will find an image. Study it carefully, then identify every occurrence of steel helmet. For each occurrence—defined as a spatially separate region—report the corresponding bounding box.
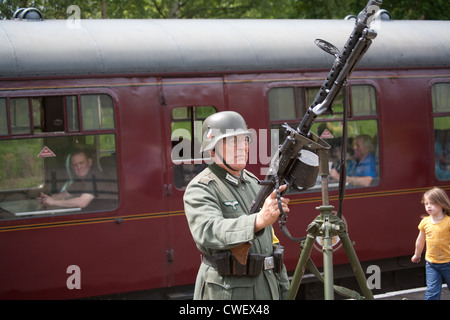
[201,111,252,152]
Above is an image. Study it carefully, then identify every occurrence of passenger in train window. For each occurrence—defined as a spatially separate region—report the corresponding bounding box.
[38,149,100,209]
[330,134,377,187]
[435,130,450,180]
[183,111,290,300]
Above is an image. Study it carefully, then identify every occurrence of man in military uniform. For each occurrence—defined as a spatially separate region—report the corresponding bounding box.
[183,111,290,300]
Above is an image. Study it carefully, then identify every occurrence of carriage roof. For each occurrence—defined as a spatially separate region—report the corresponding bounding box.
[0,18,449,78]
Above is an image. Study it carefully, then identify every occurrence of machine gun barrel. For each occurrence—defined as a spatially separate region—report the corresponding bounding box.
[249,1,382,236]
[298,0,381,136]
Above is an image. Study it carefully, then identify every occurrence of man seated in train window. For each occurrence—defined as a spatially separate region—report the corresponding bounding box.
[435,129,450,180]
[330,134,377,187]
[38,149,101,209]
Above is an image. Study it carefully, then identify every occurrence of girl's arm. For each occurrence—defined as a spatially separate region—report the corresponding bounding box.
[411,230,425,263]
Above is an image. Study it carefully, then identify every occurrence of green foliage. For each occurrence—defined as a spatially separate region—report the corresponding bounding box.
[0,139,43,190]
[1,0,448,20]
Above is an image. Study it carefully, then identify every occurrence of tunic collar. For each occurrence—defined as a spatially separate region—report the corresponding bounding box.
[209,163,250,187]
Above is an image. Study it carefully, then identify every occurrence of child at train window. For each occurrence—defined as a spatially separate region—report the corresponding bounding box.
[411,187,450,300]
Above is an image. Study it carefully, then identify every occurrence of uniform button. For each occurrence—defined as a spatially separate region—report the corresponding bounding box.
[225,283,231,289]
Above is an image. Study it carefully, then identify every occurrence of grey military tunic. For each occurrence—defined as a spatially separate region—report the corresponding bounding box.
[184,163,290,300]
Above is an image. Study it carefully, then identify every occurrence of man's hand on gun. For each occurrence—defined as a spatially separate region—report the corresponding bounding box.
[255,185,290,233]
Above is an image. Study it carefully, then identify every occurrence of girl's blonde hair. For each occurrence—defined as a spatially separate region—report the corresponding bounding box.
[422,187,450,216]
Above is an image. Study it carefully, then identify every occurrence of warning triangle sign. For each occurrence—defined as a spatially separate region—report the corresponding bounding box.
[38,146,56,158]
[320,129,334,139]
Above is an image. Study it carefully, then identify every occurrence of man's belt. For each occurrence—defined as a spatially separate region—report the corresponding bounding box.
[202,246,284,277]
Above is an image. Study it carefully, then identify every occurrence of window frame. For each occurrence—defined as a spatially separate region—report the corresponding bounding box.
[0,90,120,220]
[0,92,116,137]
[429,80,450,181]
[266,81,381,191]
[170,105,217,190]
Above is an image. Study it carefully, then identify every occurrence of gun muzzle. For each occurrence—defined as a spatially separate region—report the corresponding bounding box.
[359,0,383,26]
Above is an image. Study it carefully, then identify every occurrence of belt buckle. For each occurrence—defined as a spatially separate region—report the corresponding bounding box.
[264,256,274,270]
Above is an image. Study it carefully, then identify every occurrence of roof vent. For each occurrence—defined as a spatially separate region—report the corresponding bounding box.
[374,9,392,21]
[13,7,44,21]
[344,15,357,21]
[344,9,392,22]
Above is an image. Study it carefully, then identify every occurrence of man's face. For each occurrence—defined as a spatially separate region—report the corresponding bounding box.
[353,137,368,160]
[70,153,92,178]
[216,134,249,172]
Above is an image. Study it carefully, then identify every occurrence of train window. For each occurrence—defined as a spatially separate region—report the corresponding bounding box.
[0,134,119,220]
[268,84,379,191]
[431,82,450,181]
[0,98,7,135]
[311,119,379,189]
[352,85,377,116]
[81,94,115,130]
[268,88,298,121]
[0,93,118,219]
[432,83,450,113]
[67,96,80,132]
[1,94,115,135]
[305,87,346,119]
[31,96,66,133]
[10,98,31,135]
[171,106,216,189]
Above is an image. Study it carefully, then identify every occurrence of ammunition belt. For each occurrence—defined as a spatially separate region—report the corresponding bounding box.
[202,246,284,277]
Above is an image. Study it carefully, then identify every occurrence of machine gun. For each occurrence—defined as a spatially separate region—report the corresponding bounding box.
[249,0,382,242]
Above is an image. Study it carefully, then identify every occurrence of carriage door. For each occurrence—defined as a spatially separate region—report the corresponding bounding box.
[161,77,224,285]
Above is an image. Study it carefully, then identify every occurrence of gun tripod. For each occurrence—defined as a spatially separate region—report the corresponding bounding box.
[285,148,374,300]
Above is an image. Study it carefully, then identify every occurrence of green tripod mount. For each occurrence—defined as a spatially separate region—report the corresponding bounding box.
[285,147,374,300]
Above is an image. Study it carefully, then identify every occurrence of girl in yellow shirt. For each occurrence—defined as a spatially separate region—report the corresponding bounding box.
[412,187,450,300]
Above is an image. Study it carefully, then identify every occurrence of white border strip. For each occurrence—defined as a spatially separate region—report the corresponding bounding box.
[374,284,448,299]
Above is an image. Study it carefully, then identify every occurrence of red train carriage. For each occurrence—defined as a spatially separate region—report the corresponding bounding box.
[0,16,449,299]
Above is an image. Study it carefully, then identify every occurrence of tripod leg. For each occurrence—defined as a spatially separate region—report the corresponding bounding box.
[286,233,316,300]
[322,217,334,300]
[340,232,374,300]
